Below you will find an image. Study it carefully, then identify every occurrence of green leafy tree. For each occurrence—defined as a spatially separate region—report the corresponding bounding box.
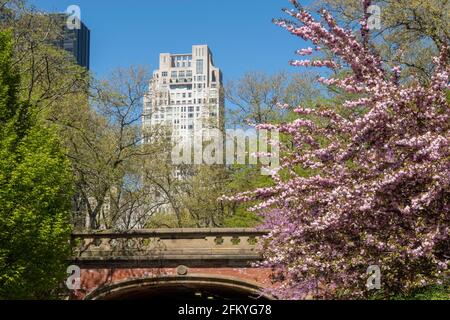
[315,0,449,82]
[225,70,321,126]
[0,31,73,299]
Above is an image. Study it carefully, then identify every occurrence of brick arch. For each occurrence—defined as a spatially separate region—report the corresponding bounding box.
[84,273,273,300]
[70,229,275,300]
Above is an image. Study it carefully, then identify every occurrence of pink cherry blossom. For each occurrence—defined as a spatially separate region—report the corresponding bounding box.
[225,0,449,299]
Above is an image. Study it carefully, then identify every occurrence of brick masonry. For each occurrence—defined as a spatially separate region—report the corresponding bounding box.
[71,267,273,300]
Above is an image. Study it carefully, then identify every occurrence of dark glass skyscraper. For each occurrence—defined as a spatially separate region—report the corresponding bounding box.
[52,14,91,70]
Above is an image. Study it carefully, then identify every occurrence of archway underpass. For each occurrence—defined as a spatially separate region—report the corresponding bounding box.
[69,229,274,300]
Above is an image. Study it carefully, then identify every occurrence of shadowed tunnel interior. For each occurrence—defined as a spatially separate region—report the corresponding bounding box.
[88,278,270,300]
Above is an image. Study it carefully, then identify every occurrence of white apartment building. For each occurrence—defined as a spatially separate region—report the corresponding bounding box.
[143,45,224,142]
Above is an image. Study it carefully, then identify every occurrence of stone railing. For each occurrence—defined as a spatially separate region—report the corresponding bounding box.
[71,228,267,268]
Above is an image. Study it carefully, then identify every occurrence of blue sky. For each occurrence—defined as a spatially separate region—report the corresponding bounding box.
[30,0,312,82]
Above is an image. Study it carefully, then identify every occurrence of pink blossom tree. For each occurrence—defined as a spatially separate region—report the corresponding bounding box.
[224,0,449,299]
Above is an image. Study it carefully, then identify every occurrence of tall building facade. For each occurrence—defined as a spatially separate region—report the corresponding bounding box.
[143,45,224,142]
[0,11,90,69]
[52,14,90,70]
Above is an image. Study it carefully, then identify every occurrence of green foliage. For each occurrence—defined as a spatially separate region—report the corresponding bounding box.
[146,210,197,229]
[0,31,73,299]
[223,209,261,228]
[370,283,450,300]
[0,5,89,110]
[225,70,321,127]
[394,285,449,300]
[223,165,271,228]
[181,165,232,227]
[316,0,449,82]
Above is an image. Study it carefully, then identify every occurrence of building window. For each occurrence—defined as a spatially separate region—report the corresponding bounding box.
[186,70,192,77]
[171,71,177,78]
[196,59,204,74]
[162,71,168,77]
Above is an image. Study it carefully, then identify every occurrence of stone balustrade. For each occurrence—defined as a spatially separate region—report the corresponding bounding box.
[71,228,267,268]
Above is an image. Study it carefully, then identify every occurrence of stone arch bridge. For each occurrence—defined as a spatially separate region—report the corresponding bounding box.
[70,228,273,300]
